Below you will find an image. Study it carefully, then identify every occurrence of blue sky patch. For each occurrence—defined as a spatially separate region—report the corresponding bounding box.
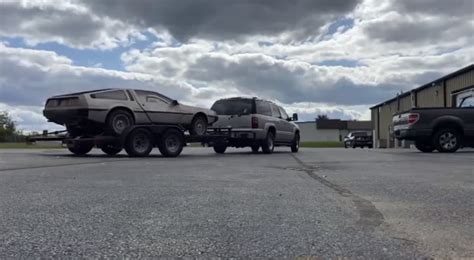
[2,32,158,71]
[316,59,364,68]
[323,17,355,38]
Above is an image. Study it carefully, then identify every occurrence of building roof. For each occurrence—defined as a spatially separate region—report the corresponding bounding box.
[312,119,372,130]
[370,64,474,109]
[347,120,372,130]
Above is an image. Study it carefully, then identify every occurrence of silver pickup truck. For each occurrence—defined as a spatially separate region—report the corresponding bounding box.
[210,97,300,154]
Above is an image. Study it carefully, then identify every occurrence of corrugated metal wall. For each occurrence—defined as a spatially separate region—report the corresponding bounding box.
[416,84,444,108]
[297,122,342,142]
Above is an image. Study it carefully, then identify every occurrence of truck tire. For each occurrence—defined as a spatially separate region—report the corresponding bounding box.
[107,109,134,136]
[189,115,208,136]
[291,133,300,153]
[158,129,184,157]
[125,128,153,157]
[101,146,122,155]
[261,132,275,154]
[213,144,227,154]
[414,141,435,153]
[68,142,94,155]
[433,128,461,153]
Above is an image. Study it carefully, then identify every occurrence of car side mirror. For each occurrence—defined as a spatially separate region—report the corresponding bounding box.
[171,100,179,106]
[292,113,298,121]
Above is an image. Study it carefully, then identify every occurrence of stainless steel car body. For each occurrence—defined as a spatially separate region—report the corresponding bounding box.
[43,88,217,131]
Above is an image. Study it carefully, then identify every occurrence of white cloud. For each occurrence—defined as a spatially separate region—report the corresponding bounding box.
[0,0,472,131]
[0,0,145,49]
[0,102,60,132]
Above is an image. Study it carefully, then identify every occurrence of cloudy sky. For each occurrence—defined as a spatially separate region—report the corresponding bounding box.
[0,0,473,131]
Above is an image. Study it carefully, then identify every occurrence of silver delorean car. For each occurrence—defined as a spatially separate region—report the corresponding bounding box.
[43,88,217,137]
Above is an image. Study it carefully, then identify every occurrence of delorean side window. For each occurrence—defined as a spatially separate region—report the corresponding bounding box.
[91,90,128,101]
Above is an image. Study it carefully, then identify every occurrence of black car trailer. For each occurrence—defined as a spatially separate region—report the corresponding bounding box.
[28,125,232,158]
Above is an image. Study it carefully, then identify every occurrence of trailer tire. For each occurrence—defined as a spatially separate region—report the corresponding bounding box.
[101,146,122,155]
[213,144,227,154]
[251,145,259,153]
[158,129,184,157]
[125,128,153,157]
[68,142,93,155]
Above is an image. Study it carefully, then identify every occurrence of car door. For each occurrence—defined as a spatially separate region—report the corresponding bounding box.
[270,104,287,142]
[134,90,179,124]
[278,106,295,142]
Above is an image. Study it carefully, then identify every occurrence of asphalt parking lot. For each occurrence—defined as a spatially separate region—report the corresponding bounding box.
[0,147,472,258]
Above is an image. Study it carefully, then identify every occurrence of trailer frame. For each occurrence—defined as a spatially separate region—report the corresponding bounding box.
[28,125,233,157]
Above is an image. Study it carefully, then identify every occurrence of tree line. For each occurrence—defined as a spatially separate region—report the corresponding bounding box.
[0,112,26,143]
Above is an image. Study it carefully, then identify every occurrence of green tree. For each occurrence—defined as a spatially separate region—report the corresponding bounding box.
[0,112,17,142]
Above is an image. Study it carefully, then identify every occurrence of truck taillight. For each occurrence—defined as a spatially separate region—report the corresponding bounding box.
[408,113,419,124]
[251,116,259,128]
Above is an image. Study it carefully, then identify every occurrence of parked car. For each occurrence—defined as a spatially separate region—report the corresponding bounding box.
[43,88,217,137]
[393,94,474,153]
[344,131,373,148]
[210,97,300,154]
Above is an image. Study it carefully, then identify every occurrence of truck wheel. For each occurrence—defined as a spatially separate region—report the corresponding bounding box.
[158,129,184,157]
[414,141,435,153]
[433,128,461,153]
[125,128,153,157]
[291,133,300,153]
[261,132,275,154]
[107,109,134,136]
[213,144,227,154]
[189,115,208,136]
[101,146,122,155]
[68,142,93,155]
[251,145,260,153]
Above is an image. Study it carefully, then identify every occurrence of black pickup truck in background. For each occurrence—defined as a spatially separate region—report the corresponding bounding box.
[393,105,474,153]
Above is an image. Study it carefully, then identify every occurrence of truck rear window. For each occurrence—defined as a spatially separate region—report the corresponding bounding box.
[211,99,254,115]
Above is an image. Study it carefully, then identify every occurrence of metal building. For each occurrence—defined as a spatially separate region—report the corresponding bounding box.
[370,64,474,148]
[297,119,372,142]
